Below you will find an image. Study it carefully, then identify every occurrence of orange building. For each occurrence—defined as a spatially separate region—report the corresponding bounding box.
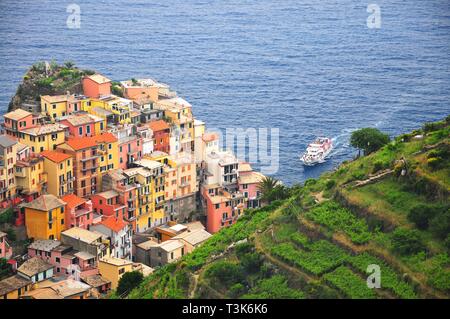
[82,74,111,99]
[148,120,170,153]
[57,137,100,197]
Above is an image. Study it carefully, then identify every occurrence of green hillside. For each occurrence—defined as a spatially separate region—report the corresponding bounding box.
[126,116,450,299]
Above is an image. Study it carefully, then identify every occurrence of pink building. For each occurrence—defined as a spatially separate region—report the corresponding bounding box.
[59,114,104,138]
[118,135,143,169]
[61,194,94,230]
[202,184,245,234]
[27,239,98,277]
[237,163,264,209]
[82,74,111,99]
[0,231,13,259]
[3,109,36,139]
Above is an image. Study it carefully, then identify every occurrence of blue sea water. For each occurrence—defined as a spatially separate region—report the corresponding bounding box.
[0,0,449,185]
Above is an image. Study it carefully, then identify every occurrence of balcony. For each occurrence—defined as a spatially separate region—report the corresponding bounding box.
[80,155,100,162]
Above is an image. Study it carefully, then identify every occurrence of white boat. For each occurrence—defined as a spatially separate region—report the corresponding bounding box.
[300,137,333,166]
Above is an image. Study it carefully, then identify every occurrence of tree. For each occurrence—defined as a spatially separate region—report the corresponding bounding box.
[391,228,425,255]
[117,271,144,297]
[350,128,390,155]
[257,176,279,203]
[257,176,289,204]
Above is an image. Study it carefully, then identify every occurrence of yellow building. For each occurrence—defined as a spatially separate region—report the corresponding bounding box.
[154,97,194,152]
[41,95,69,120]
[0,275,33,299]
[40,151,74,197]
[82,95,133,125]
[91,133,119,189]
[0,135,18,202]
[133,158,166,230]
[15,156,47,200]
[24,194,66,240]
[98,257,134,290]
[18,123,67,153]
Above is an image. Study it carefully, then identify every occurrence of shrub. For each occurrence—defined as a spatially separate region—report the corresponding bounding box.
[407,204,440,230]
[325,179,336,190]
[427,157,444,170]
[428,209,450,240]
[204,261,243,286]
[391,228,426,255]
[117,271,144,296]
[423,122,445,133]
[242,275,303,299]
[372,161,385,173]
[229,283,246,297]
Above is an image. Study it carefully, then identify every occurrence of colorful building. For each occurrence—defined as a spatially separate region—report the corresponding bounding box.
[154,97,194,153]
[82,74,111,99]
[133,158,166,231]
[59,113,106,138]
[14,155,47,202]
[147,120,170,153]
[0,231,13,259]
[17,256,54,284]
[0,275,33,299]
[0,135,18,203]
[40,150,74,197]
[18,123,67,153]
[40,95,70,120]
[24,194,67,240]
[238,163,264,209]
[120,78,160,101]
[61,193,94,230]
[202,184,245,234]
[91,189,126,220]
[91,133,119,184]
[97,256,133,290]
[3,108,37,139]
[57,137,100,197]
[90,218,132,259]
[21,278,92,299]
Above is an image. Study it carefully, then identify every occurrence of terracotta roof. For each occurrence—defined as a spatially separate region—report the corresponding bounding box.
[147,120,170,132]
[202,132,219,143]
[81,274,111,288]
[91,133,117,144]
[18,257,53,277]
[41,95,69,103]
[23,278,91,299]
[61,227,102,244]
[65,136,98,151]
[61,194,86,210]
[100,217,128,233]
[40,150,72,163]
[4,108,32,121]
[21,123,67,136]
[85,74,111,84]
[0,275,31,296]
[62,114,96,126]
[22,194,66,211]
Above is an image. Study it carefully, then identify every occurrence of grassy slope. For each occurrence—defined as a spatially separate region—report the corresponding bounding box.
[126,118,449,299]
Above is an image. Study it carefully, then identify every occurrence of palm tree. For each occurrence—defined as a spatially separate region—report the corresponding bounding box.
[257,176,279,204]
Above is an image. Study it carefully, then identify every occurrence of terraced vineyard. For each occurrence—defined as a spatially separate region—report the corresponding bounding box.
[126,117,449,299]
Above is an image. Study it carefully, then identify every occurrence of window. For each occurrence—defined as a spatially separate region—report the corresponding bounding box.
[170,252,174,260]
[86,125,91,134]
[56,257,60,263]
[79,127,83,135]
[215,204,220,209]
[119,268,125,274]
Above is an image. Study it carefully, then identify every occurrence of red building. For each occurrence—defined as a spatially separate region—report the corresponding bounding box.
[61,193,94,230]
[148,120,170,153]
[91,190,126,221]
